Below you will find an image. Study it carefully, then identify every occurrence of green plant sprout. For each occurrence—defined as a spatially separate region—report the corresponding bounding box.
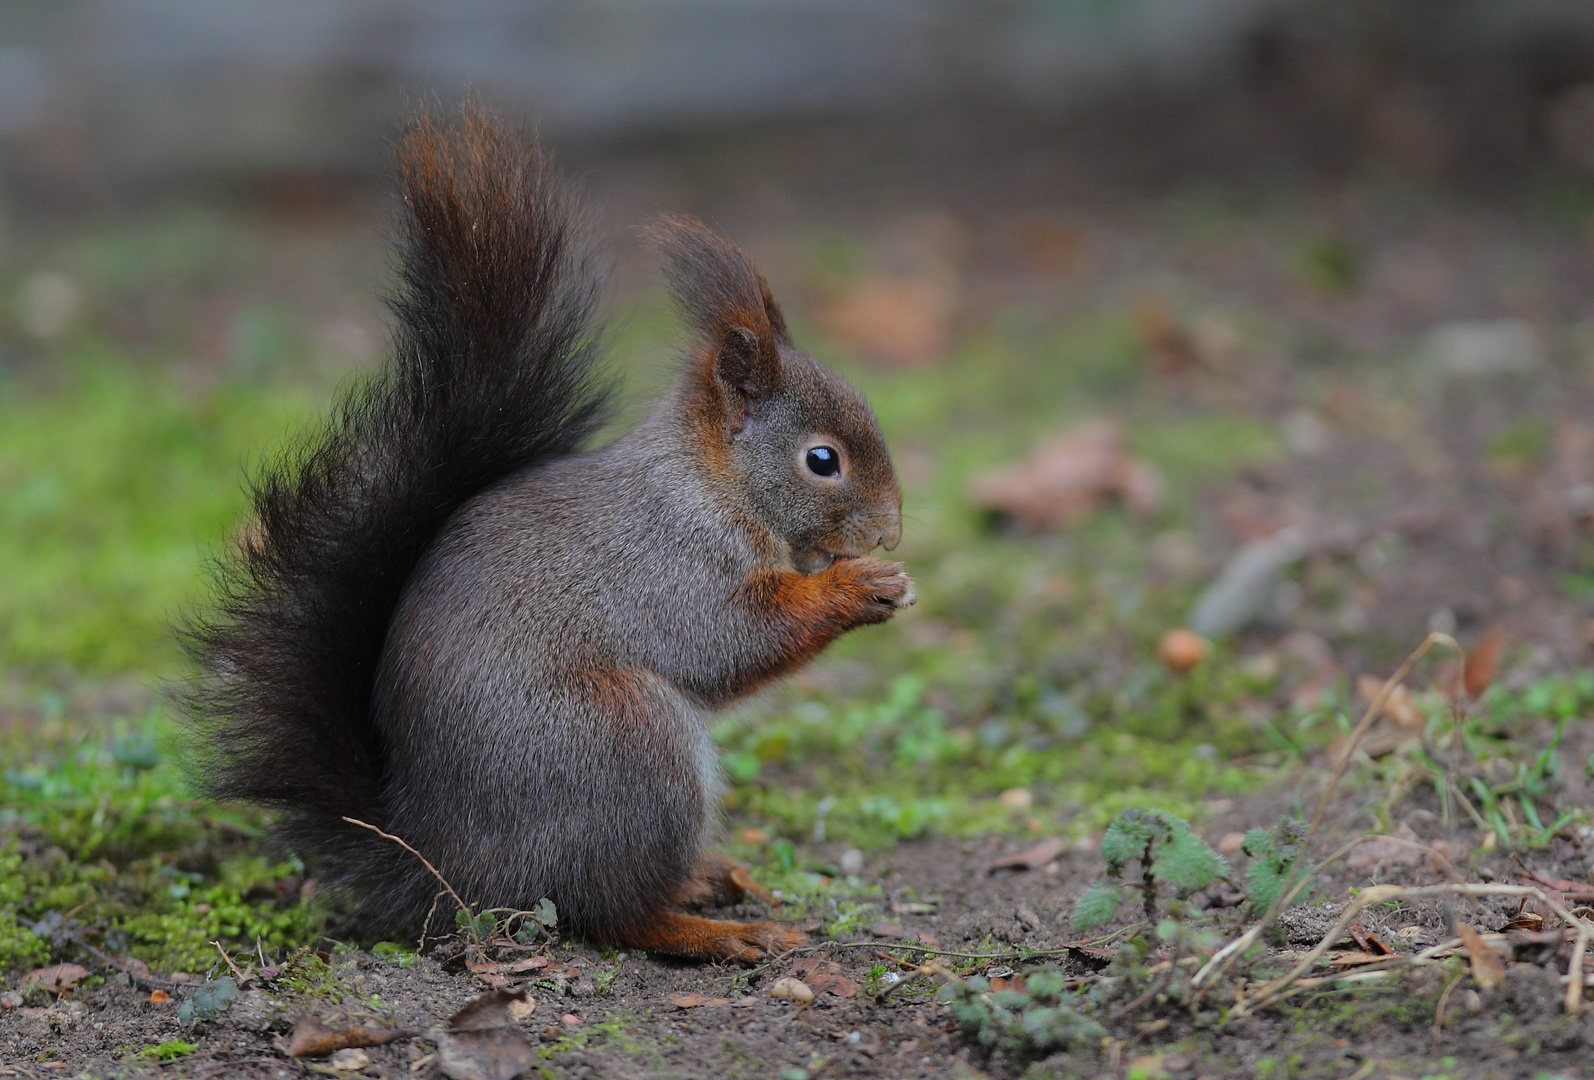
[1241,817,1313,916]
[1072,808,1227,930]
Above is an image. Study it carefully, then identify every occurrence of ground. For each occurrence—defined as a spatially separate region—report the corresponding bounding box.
[4,112,1594,1078]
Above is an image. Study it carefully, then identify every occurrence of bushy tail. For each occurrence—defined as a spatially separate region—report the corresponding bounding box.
[181,104,611,919]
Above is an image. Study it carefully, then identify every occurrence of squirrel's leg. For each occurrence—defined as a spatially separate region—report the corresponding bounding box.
[676,853,776,908]
[614,910,805,964]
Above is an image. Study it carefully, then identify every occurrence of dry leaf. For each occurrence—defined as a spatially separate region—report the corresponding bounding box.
[1454,921,1506,991]
[1463,626,1504,698]
[1346,829,1426,871]
[433,991,538,1080]
[1132,298,1198,374]
[988,837,1066,873]
[1355,675,1425,731]
[1347,923,1396,956]
[328,1048,372,1072]
[969,421,1164,533]
[666,992,731,1008]
[1019,216,1089,274]
[22,964,89,996]
[466,955,549,977]
[449,990,531,1032]
[870,920,905,938]
[436,1026,537,1080]
[819,269,958,368]
[287,1016,415,1058]
[807,972,860,998]
[998,787,1033,809]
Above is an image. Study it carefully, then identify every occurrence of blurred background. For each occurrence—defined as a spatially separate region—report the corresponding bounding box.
[8,0,1594,840]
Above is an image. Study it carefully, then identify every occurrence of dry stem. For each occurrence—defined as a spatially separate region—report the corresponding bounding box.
[1229,882,1594,1018]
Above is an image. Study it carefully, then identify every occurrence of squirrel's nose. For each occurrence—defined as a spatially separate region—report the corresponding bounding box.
[880,514,902,551]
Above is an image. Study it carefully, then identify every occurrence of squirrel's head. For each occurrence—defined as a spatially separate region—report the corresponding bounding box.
[646,215,902,574]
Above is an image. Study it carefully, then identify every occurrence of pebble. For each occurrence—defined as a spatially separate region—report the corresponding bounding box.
[769,977,814,1004]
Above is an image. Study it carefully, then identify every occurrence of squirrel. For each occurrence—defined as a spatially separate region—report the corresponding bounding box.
[181,105,913,963]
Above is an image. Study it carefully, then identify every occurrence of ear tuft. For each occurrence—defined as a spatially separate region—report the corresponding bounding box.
[642,215,790,412]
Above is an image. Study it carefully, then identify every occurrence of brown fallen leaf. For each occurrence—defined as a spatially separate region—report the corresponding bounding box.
[819,269,959,368]
[988,837,1066,873]
[1355,674,1426,731]
[434,991,538,1080]
[1132,298,1199,375]
[467,955,549,976]
[1019,215,1090,275]
[286,1016,415,1058]
[969,421,1164,533]
[22,964,89,996]
[1463,626,1504,699]
[328,1048,371,1072]
[449,990,532,1032]
[1347,922,1396,956]
[1502,908,1544,932]
[870,920,905,939]
[807,972,861,998]
[437,1026,537,1080]
[666,992,731,1008]
[1454,921,1506,991]
[1345,830,1426,872]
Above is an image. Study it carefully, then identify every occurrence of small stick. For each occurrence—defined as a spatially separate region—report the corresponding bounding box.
[343,817,473,922]
[1233,883,1594,1018]
[1310,632,1458,835]
[210,940,247,982]
[1432,968,1466,1036]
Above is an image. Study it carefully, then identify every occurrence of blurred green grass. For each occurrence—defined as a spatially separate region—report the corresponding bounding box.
[0,360,318,674]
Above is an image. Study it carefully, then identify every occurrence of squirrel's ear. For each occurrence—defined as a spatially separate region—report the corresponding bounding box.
[642,215,790,422]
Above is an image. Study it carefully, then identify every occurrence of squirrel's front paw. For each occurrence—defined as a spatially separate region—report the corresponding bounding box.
[836,558,916,622]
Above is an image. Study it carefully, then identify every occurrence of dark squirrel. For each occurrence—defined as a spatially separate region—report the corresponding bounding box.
[181,106,913,962]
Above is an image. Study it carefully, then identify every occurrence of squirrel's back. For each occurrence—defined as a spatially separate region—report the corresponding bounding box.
[181,105,613,932]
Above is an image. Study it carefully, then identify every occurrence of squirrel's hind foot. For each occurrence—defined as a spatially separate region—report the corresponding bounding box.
[676,854,777,908]
[616,911,807,964]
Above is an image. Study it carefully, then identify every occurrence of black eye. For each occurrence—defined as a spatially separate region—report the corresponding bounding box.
[805,446,841,477]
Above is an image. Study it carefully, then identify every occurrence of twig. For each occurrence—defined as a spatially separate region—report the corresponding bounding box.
[210,940,247,982]
[1193,831,1452,993]
[719,927,1139,986]
[343,816,473,924]
[66,932,185,993]
[1311,632,1458,835]
[1231,882,1594,1019]
[419,889,446,953]
[1432,968,1466,1036]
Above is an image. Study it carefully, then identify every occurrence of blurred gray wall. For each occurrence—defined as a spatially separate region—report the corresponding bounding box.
[4,0,1594,189]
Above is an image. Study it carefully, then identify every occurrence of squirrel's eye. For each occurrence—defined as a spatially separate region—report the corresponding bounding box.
[805,446,841,478]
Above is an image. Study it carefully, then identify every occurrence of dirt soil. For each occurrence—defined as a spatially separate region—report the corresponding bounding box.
[8,740,1594,1080]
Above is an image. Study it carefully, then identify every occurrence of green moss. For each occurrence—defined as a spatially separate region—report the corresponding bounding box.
[0,360,316,675]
